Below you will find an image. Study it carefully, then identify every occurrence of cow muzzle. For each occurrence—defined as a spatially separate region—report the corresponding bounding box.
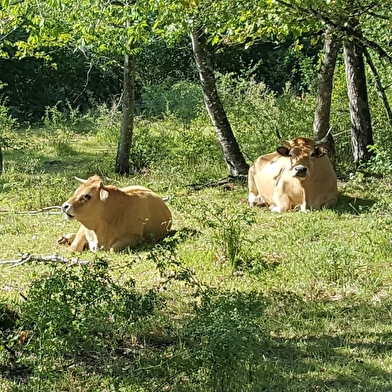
[292,165,309,179]
[61,202,75,219]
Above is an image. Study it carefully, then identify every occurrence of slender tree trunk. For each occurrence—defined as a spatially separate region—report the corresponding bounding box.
[0,144,2,176]
[190,28,249,176]
[343,35,374,166]
[313,26,340,168]
[363,47,392,127]
[115,53,135,175]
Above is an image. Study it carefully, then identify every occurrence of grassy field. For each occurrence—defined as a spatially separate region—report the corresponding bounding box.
[1,107,392,392]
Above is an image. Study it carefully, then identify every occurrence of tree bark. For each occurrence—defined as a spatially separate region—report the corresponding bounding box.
[313,26,341,168]
[115,52,135,175]
[343,35,374,166]
[190,28,249,176]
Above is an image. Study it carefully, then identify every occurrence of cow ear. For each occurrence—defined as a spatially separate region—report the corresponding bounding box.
[314,146,328,157]
[99,189,109,201]
[277,146,290,157]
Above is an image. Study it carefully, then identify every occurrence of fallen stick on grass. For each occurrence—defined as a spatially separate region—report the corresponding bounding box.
[186,175,247,190]
[0,206,62,215]
[0,253,91,266]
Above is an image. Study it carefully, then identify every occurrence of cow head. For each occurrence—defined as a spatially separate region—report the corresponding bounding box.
[61,175,109,220]
[275,130,330,180]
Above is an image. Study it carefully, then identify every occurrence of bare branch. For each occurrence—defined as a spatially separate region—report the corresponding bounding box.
[0,206,62,215]
[0,253,91,266]
[365,10,391,20]
[73,59,94,104]
[363,47,392,126]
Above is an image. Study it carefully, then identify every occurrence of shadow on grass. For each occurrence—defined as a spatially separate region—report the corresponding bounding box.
[2,290,392,391]
[331,194,376,215]
[2,146,114,178]
[104,295,392,392]
[255,297,392,392]
[66,295,392,392]
[121,227,199,254]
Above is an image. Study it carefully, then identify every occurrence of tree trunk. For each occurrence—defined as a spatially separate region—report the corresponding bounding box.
[190,28,249,176]
[313,26,341,168]
[343,36,374,166]
[115,53,135,175]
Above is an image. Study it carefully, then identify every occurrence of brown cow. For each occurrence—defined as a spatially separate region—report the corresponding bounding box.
[58,175,172,251]
[248,133,338,212]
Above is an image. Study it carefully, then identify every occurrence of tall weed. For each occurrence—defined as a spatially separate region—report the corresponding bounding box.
[188,199,256,270]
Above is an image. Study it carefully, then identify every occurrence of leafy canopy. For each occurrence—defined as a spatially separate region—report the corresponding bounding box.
[1,0,152,58]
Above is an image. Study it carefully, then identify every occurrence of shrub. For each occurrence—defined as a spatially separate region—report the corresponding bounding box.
[94,102,122,144]
[182,289,266,391]
[42,102,93,156]
[188,199,256,270]
[0,102,19,149]
[364,144,392,176]
[16,259,160,374]
[142,81,204,128]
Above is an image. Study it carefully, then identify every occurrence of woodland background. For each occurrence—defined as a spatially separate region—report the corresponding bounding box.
[1,0,392,175]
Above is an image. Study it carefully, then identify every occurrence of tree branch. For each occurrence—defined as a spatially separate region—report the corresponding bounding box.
[363,47,392,126]
[0,254,91,266]
[274,0,392,66]
[0,206,62,215]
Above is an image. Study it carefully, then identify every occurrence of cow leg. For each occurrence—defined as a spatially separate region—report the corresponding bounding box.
[321,196,338,209]
[248,192,266,207]
[69,226,89,252]
[84,230,99,252]
[299,200,308,212]
[57,233,76,246]
[272,194,291,212]
[110,235,144,252]
[248,167,264,206]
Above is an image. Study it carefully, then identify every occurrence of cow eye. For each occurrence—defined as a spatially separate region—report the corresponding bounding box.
[83,194,91,201]
[310,152,316,158]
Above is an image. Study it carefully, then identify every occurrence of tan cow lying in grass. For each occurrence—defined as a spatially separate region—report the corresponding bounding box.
[58,175,172,252]
[248,132,338,212]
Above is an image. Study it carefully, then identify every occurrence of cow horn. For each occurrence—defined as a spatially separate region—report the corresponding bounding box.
[315,127,333,145]
[74,176,87,183]
[275,128,290,146]
[275,128,283,142]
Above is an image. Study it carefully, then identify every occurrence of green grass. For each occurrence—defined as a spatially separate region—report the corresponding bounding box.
[1,111,392,392]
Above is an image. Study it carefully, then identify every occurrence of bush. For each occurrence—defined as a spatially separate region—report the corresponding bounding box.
[216,74,315,163]
[94,102,122,144]
[363,144,392,176]
[142,81,204,128]
[182,289,266,390]
[188,199,256,270]
[16,260,160,372]
[41,102,95,156]
[0,101,19,151]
